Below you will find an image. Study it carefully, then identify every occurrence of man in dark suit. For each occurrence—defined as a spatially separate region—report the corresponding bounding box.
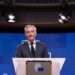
[16,25,48,58]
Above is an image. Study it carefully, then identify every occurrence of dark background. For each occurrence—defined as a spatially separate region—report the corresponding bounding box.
[0,0,75,33]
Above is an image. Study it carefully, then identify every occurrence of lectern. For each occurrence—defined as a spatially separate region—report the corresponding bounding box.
[12,58,66,75]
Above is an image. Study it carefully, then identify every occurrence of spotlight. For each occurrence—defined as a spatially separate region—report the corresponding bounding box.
[58,13,70,23]
[58,0,72,23]
[7,14,15,23]
[58,19,64,23]
[59,13,66,20]
[58,18,68,23]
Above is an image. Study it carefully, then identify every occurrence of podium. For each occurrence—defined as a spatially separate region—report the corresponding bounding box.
[12,58,66,75]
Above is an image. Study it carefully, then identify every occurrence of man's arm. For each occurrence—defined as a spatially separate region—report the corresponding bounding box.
[42,43,49,58]
[16,46,22,57]
[44,46,49,57]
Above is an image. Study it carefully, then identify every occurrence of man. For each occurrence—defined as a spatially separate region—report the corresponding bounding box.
[16,24,48,58]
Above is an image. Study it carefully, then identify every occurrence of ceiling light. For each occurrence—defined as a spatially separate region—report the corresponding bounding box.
[7,14,15,23]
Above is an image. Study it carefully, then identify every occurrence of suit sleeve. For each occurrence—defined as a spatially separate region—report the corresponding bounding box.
[43,44,49,58]
[15,45,22,57]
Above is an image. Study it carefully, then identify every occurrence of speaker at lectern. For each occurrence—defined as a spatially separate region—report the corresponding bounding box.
[26,61,52,75]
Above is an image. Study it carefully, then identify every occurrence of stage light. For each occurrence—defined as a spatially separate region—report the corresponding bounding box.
[7,14,15,23]
[8,14,15,20]
[58,0,72,23]
[58,13,70,23]
[59,13,66,20]
[58,12,71,23]
[58,19,64,23]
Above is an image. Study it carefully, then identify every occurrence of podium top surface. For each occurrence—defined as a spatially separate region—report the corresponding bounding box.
[13,58,65,60]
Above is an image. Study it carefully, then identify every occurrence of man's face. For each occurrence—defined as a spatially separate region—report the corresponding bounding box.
[25,27,37,41]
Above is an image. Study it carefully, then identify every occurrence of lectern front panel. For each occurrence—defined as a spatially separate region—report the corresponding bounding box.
[26,61,52,75]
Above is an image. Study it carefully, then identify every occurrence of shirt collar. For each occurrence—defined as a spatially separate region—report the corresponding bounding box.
[28,40,36,45]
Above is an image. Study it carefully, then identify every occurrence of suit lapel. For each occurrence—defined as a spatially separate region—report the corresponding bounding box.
[35,42,40,57]
[24,42,33,57]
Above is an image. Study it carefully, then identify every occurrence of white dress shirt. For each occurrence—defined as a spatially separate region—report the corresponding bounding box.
[28,40,36,51]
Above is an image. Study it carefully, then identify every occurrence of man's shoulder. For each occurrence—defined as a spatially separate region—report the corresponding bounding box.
[37,41,46,46]
[16,42,27,48]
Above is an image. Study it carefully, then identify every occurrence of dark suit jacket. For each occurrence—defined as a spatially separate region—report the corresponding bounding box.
[16,42,49,58]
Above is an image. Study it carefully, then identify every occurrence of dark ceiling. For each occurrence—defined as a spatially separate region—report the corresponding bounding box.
[0,0,74,3]
[0,0,75,33]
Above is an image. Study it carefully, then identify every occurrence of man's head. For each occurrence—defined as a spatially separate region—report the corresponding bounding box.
[24,25,37,42]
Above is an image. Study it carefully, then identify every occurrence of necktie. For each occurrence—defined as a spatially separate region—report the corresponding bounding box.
[31,42,35,57]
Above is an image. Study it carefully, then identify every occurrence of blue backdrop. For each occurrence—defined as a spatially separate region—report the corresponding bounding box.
[0,33,75,75]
